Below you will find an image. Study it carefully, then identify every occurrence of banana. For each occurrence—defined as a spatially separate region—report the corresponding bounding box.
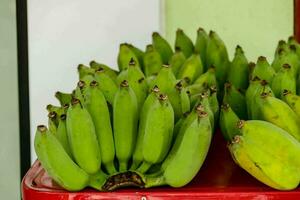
[194,27,209,69]
[229,120,300,190]
[227,45,249,91]
[89,61,118,81]
[288,36,300,58]
[152,32,173,64]
[219,103,240,141]
[271,64,296,98]
[55,91,72,106]
[198,92,215,130]
[34,125,90,191]
[143,44,163,77]
[94,67,118,105]
[206,31,230,87]
[66,98,101,174]
[274,40,289,58]
[169,47,186,76]
[177,54,204,84]
[47,111,58,136]
[283,90,300,117]
[82,81,116,174]
[208,86,219,123]
[127,44,145,69]
[56,114,72,157]
[253,92,300,141]
[78,64,95,79]
[223,82,247,119]
[145,111,212,188]
[113,80,138,171]
[251,56,275,83]
[131,86,160,170]
[194,67,218,90]
[117,59,148,111]
[117,43,140,71]
[72,81,86,105]
[248,62,256,80]
[137,94,174,173]
[175,29,194,58]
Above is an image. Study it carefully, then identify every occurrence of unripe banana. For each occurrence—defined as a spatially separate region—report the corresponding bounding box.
[208,86,219,123]
[219,103,240,141]
[271,64,296,99]
[137,94,174,173]
[283,90,300,117]
[78,64,95,79]
[89,61,118,81]
[206,31,230,87]
[94,68,118,105]
[143,44,163,77]
[168,47,186,76]
[47,111,58,136]
[223,82,247,119]
[198,92,215,130]
[131,86,160,170]
[194,27,209,69]
[175,29,194,58]
[227,45,249,91]
[253,92,300,141]
[288,36,300,58]
[274,40,289,58]
[56,114,72,157]
[251,56,275,83]
[55,91,72,106]
[248,62,256,81]
[82,81,116,174]
[193,67,218,91]
[72,81,86,105]
[177,54,204,84]
[229,120,300,190]
[113,80,138,171]
[66,98,101,174]
[149,65,177,94]
[34,125,90,191]
[152,32,173,64]
[127,44,145,69]
[117,43,140,71]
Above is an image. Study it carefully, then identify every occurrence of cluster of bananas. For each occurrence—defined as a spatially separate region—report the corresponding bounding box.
[34,28,220,191]
[220,36,300,190]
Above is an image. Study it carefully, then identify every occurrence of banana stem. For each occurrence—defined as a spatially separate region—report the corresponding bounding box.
[130,161,141,170]
[119,162,128,172]
[144,174,166,188]
[136,161,152,173]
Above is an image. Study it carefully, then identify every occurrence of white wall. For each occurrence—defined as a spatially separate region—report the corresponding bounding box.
[28,0,161,162]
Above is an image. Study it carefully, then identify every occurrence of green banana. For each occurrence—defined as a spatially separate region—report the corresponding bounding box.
[208,86,219,123]
[198,92,215,130]
[137,94,174,173]
[177,54,204,84]
[55,91,72,106]
[94,68,118,105]
[168,47,186,76]
[56,114,72,157]
[113,80,138,171]
[34,125,90,191]
[223,82,247,119]
[127,44,145,69]
[143,44,163,77]
[131,86,160,170]
[89,61,118,81]
[193,67,218,90]
[194,27,209,69]
[82,81,116,174]
[248,62,256,81]
[219,103,240,141]
[152,32,173,64]
[227,45,249,91]
[251,56,275,83]
[274,40,289,58]
[271,64,296,99]
[175,29,194,58]
[117,43,140,71]
[253,92,300,141]
[206,31,230,87]
[283,90,300,117]
[245,77,261,118]
[47,111,58,135]
[66,98,101,174]
[288,36,300,58]
[229,120,300,190]
[78,64,95,79]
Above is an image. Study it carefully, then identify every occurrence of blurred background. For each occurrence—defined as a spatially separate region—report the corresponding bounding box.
[0,0,295,199]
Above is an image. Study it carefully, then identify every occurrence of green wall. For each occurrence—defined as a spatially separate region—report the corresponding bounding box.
[164,0,294,62]
[0,0,20,199]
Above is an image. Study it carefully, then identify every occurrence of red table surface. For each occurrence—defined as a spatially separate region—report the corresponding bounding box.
[22,130,300,200]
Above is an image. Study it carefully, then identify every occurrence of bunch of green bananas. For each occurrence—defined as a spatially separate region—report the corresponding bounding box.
[34,28,227,191]
[220,36,300,190]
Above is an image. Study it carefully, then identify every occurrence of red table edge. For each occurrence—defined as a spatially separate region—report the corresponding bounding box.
[295,0,300,41]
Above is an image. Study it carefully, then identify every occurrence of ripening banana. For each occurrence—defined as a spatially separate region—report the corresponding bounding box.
[271,64,296,99]
[34,125,90,191]
[253,92,300,141]
[82,81,116,174]
[152,32,173,64]
[206,31,230,88]
[94,68,118,105]
[143,44,163,77]
[229,120,300,190]
[137,94,174,173]
[89,61,118,81]
[251,56,275,83]
[117,59,148,112]
[219,103,240,141]
[127,44,145,69]
[227,45,249,91]
[145,110,212,188]
[177,54,204,84]
[55,91,72,106]
[66,98,101,174]
[223,82,247,119]
[168,47,186,76]
[282,90,300,117]
[113,80,138,171]
[194,27,209,69]
[175,29,194,58]
[131,86,160,170]
[117,43,140,71]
